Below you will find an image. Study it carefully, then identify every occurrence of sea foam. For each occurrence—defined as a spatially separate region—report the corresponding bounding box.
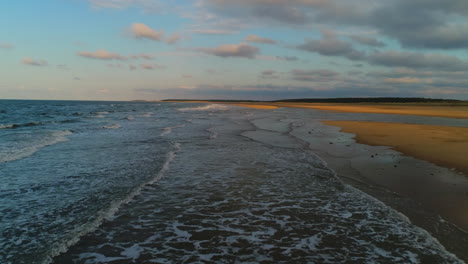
[0,130,72,163]
[177,104,230,112]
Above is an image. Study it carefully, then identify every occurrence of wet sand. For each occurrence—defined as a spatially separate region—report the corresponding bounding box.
[163,101,468,260]
[323,121,468,176]
[273,103,468,119]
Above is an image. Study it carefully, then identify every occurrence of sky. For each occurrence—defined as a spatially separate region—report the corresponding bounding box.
[1,0,468,101]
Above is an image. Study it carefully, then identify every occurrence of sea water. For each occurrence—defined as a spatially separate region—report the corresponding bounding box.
[0,100,463,263]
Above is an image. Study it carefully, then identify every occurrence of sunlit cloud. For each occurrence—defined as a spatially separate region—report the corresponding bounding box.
[384,77,432,84]
[166,33,182,44]
[77,49,127,60]
[245,34,276,44]
[140,63,166,70]
[130,23,163,41]
[21,58,47,66]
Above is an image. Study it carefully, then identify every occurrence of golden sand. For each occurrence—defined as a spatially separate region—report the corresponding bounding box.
[230,102,468,119]
[323,121,468,176]
[162,101,468,119]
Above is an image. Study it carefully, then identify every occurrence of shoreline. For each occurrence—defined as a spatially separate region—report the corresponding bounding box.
[323,121,468,176]
[163,100,468,119]
[164,100,468,260]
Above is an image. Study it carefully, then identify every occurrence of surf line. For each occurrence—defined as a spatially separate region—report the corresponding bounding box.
[47,142,182,264]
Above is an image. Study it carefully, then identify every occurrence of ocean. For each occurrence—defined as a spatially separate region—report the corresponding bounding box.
[0,100,464,263]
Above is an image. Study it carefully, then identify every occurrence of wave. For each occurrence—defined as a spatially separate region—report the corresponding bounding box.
[139,112,153,117]
[44,143,181,264]
[91,112,109,118]
[160,124,185,136]
[102,124,121,129]
[124,116,135,120]
[0,122,44,129]
[206,127,218,139]
[177,104,230,112]
[0,130,72,163]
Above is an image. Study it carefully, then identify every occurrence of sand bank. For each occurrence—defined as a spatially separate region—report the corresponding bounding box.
[163,101,468,119]
[323,121,468,176]
[231,102,468,119]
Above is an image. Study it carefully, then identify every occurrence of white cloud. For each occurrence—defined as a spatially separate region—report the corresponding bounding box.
[77,49,127,60]
[131,23,163,41]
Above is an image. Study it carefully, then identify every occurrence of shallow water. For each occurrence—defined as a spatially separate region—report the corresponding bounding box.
[0,101,465,263]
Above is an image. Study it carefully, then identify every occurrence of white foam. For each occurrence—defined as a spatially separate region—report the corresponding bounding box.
[44,143,182,264]
[0,130,72,163]
[120,244,143,260]
[0,124,15,129]
[77,253,124,263]
[160,125,185,136]
[178,104,229,112]
[102,124,121,129]
[140,112,153,117]
[206,128,218,139]
[92,112,109,118]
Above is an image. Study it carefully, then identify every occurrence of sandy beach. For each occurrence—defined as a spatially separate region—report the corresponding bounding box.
[167,101,468,119]
[323,121,468,176]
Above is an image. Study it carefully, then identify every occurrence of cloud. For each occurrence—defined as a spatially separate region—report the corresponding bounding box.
[260,70,279,79]
[129,53,155,60]
[245,34,276,44]
[198,43,260,59]
[370,0,468,49]
[291,69,339,82]
[77,49,127,60]
[349,35,385,47]
[297,31,365,61]
[57,64,69,70]
[21,58,48,66]
[166,33,181,44]
[384,77,432,84]
[276,56,299,61]
[89,0,163,13]
[107,63,124,68]
[140,63,166,70]
[202,0,468,50]
[204,0,330,24]
[130,23,163,41]
[0,43,13,49]
[190,29,235,35]
[368,51,468,71]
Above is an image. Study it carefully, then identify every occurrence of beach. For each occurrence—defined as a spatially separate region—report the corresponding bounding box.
[323,121,468,175]
[199,101,468,260]
[2,100,467,263]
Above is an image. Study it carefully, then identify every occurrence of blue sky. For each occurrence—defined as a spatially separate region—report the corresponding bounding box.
[1,0,468,100]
